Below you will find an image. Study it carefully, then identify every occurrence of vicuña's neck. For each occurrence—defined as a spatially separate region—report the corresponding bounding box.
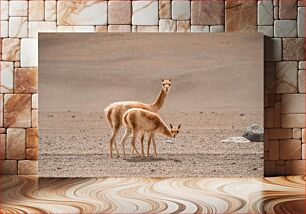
[159,126,172,138]
[151,88,167,111]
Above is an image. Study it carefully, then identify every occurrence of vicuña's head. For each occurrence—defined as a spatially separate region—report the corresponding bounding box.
[170,123,181,138]
[161,78,171,94]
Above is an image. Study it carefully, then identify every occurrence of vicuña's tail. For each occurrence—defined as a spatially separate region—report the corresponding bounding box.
[104,106,113,129]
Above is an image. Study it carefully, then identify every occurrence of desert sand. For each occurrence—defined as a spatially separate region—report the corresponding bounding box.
[39,110,263,177]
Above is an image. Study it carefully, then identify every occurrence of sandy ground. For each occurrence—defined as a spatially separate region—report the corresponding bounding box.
[39,111,263,177]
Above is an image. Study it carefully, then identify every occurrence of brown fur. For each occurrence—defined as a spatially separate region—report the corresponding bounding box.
[121,108,180,159]
[104,79,171,158]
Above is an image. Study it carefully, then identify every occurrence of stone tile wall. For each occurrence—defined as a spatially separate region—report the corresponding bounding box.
[0,0,305,176]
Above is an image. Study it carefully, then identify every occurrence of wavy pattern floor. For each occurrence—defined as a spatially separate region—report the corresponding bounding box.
[0,176,305,213]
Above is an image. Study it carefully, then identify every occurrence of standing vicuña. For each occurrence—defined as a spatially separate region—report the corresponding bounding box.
[104,79,171,158]
[121,108,181,159]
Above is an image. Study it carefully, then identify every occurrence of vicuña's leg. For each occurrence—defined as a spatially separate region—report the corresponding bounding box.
[146,133,153,159]
[140,133,145,157]
[131,131,141,158]
[121,128,131,159]
[152,134,157,159]
[109,124,120,159]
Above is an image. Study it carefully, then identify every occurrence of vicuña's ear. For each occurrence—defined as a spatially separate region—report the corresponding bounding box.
[178,124,181,129]
[161,78,164,82]
[170,123,173,129]
[169,78,172,82]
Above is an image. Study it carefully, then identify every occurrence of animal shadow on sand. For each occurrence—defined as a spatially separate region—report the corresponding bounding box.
[125,156,167,163]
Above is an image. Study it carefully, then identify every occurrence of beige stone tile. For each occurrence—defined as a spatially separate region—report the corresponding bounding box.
[274,20,297,37]
[0,128,6,134]
[258,26,274,37]
[9,17,28,38]
[303,129,306,143]
[28,21,57,38]
[191,25,209,32]
[108,25,131,32]
[26,148,38,160]
[32,110,38,128]
[6,128,25,159]
[9,1,28,17]
[20,38,38,67]
[32,94,38,109]
[268,129,292,139]
[283,38,305,61]
[2,38,20,61]
[279,0,297,19]
[299,61,306,70]
[268,140,279,160]
[14,68,38,94]
[14,61,21,68]
[45,0,57,21]
[258,0,273,25]
[210,25,224,32]
[57,26,95,32]
[95,26,108,32]
[18,160,38,175]
[4,94,31,128]
[0,21,8,37]
[26,128,38,148]
[57,0,107,25]
[264,38,282,62]
[159,19,176,32]
[303,144,306,159]
[132,1,158,25]
[298,70,305,93]
[280,139,302,160]
[108,1,131,24]
[159,0,171,19]
[282,94,305,114]
[0,94,3,127]
[29,0,44,21]
[0,1,9,21]
[136,26,158,32]
[172,1,190,20]
[282,114,305,128]
[273,100,282,128]
[276,61,298,93]
[191,0,224,25]
[177,20,190,32]
[274,6,279,20]
[0,134,6,159]
[0,61,14,93]
[293,128,302,139]
[226,0,257,32]
[285,160,305,175]
[0,160,17,175]
[298,7,305,37]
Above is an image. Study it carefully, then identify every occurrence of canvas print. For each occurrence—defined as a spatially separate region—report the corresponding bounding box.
[39,33,264,177]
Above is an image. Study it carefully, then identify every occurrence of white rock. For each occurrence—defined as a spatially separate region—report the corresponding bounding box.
[57,26,95,32]
[258,26,273,37]
[45,1,57,21]
[258,0,273,25]
[0,21,8,37]
[222,136,251,143]
[9,17,28,38]
[274,20,297,37]
[172,1,190,20]
[21,39,38,67]
[57,1,107,25]
[9,1,28,16]
[177,21,190,32]
[1,1,9,20]
[29,21,57,38]
[210,25,224,32]
[136,26,159,32]
[132,1,158,25]
[0,62,14,93]
[298,7,305,37]
[191,26,209,32]
[159,19,176,32]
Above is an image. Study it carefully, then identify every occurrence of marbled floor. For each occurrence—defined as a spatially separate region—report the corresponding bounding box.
[0,176,305,214]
